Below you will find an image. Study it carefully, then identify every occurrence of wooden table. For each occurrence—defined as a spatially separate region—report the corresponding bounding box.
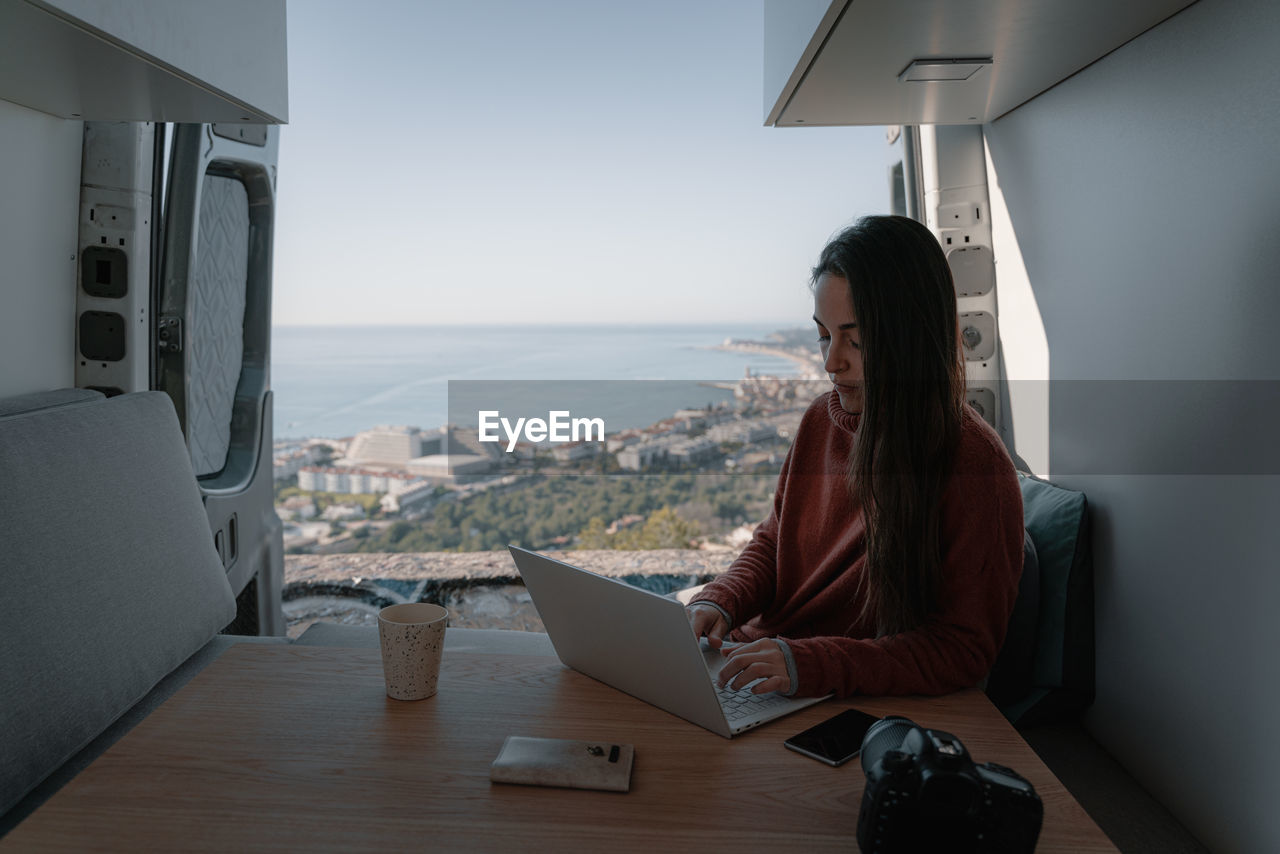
[3,642,1117,852]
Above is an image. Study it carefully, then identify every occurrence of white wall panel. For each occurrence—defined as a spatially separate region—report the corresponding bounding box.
[984,0,1280,849]
[983,138,1049,475]
[0,99,81,398]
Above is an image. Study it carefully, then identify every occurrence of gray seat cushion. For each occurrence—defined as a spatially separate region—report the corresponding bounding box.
[0,387,103,418]
[0,635,287,837]
[0,391,236,817]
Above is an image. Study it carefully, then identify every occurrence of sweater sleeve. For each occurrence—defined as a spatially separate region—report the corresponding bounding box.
[783,468,1024,698]
[686,441,796,626]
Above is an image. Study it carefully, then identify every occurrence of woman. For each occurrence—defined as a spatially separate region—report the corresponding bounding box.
[687,215,1024,698]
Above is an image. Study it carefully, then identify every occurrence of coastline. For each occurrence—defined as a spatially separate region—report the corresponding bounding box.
[274,325,817,441]
[712,341,824,378]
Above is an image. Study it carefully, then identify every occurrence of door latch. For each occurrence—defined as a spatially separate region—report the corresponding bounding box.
[158,315,183,353]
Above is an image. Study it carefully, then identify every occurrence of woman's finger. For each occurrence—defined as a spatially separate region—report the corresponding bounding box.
[723,638,771,659]
[726,659,783,690]
[716,655,762,686]
[687,606,728,648]
[751,674,789,694]
[719,651,768,679]
[717,641,789,692]
[706,617,726,648]
[717,655,753,688]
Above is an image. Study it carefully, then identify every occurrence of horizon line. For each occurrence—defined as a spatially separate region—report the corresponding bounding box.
[270,321,802,330]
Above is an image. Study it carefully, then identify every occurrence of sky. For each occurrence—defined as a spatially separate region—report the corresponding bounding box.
[272,0,890,326]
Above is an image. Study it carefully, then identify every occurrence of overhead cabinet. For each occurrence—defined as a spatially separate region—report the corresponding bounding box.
[763,0,1196,126]
[0,0,287,123]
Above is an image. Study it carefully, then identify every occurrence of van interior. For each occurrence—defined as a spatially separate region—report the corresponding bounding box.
[2,1,1277,851]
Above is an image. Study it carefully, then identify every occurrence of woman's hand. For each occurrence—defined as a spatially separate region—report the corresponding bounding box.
[686,603,728,649]
[717,638,791,695]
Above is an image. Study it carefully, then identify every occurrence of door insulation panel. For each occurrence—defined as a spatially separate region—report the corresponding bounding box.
[188,174,248,476]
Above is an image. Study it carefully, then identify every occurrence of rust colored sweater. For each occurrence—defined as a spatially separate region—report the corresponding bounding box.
[691,392,1024,698]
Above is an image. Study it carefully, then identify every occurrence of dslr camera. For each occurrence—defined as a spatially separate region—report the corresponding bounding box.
[857,716,1043,854]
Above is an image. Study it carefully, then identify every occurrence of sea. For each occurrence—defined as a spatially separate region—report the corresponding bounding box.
[272,325,805,440]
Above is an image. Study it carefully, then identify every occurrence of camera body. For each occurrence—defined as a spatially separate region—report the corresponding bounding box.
[856,716,1043,854]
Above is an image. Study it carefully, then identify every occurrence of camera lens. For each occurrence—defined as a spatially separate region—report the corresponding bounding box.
[859,715,920,774]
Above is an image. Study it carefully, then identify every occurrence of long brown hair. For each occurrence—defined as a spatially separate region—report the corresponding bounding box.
[812,216,966,635]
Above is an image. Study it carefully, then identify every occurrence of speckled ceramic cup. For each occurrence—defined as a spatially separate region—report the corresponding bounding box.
[377,603,448,700]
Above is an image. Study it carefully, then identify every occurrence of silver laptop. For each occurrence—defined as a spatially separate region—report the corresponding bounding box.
[508,546,828,738]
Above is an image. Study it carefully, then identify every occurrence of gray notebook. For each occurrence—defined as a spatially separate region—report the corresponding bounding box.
[490,736,634,792]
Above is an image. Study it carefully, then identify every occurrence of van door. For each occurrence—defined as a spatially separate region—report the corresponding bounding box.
[157,122,283,635]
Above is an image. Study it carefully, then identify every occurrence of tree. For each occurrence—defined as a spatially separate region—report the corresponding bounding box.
[629,506,700,550]
[575,517,610,550]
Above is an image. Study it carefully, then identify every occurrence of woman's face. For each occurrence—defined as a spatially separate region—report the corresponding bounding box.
[813,273,864,414]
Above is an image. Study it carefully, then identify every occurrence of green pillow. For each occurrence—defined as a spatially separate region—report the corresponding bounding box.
[1002,473,1094,726]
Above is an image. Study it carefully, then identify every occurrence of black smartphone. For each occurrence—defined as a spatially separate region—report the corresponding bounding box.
[784,708,881,767]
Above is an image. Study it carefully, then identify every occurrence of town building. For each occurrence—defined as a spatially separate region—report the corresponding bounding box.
[606,432,641,453]
[321,503,365,522]
[277,495,317,521]
[345,425,426,467]
[706,419,778,444]
[406,453,494,484]
[616,440,670,471]
[668,436,719,466]
[380,481,438,514]
[551,441,597,463]
[297,466,425,495]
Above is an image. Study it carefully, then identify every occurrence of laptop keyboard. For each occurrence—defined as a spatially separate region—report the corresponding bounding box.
[714,679,792,722]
